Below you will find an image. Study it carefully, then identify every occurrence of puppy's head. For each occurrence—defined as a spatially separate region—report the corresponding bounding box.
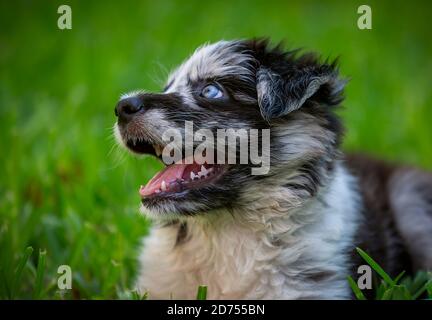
[114,39,345,219]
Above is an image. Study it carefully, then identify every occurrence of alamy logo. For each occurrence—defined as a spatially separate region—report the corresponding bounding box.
[357,5,372,30]
[357,265,372,290]
[159,121,271,175]
[57,265,72,290]
[57,5,72,30]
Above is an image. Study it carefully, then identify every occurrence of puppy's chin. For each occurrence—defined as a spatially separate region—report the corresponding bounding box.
[140,197,209,220]
[139,187,232,219]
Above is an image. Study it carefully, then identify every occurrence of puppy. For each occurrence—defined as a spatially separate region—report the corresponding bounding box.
[114,39,432,299]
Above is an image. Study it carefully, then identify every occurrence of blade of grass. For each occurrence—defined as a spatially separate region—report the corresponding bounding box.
[391,285,412,300]
[33,249,47,299]
[427,282,432,299]
[381,288,394,300]
[131,290,140,300]
[402,271,427,293]
[375,281,388,300]
[393,271,406,285]
[11,246,33,299]
[26,262,37,279]
[356,247,395,286]
[130,290,148,300]
[347,275,366,300]
[412,279,432,300]
[196,285,207,300]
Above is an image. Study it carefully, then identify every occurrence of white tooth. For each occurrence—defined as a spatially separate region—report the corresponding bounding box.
[161,180,167,191]
[200,165,208,176]
[154,145,162,157]
[190,172,196,180]
[155,189,160,193]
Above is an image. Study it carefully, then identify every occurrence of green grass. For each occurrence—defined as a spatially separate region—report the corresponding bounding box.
[348,248,432,300]
[196,285,208,300]
[0,0,431,299]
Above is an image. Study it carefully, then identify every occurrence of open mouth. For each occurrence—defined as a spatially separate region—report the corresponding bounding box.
[125,138,226,198]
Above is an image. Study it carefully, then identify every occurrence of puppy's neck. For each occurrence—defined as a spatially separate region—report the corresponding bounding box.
[170,160,359,250]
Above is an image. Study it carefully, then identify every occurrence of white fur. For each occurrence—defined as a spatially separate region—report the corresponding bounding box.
[135,162,361,299]
[167,41,254,91]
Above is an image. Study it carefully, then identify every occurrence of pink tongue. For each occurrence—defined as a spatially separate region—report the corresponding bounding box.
[139,155,208,197]
[139,164,187,197]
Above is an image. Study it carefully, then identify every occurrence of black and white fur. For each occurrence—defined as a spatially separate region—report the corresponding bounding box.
[114,39,432,299]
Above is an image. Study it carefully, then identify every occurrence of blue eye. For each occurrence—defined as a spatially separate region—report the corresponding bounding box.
[201,84,223,99]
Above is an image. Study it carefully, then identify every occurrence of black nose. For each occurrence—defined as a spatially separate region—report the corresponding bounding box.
[115,96,144,122]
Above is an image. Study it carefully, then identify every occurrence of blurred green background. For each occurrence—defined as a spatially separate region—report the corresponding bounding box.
[0,0,431,299]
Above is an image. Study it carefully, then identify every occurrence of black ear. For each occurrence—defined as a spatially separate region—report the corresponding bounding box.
[251,41,346,121]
